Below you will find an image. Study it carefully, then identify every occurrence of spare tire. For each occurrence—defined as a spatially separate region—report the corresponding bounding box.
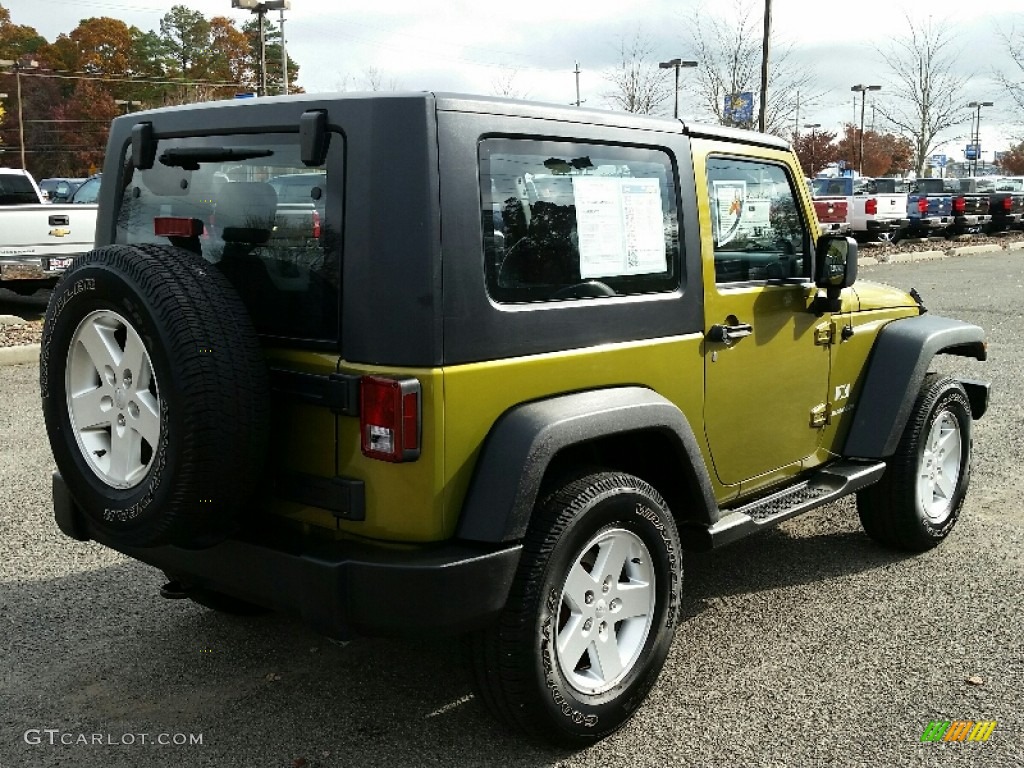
[40,244,270,549]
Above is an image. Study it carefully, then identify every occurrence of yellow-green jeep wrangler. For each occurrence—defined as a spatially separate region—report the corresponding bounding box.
[40,93,990,746]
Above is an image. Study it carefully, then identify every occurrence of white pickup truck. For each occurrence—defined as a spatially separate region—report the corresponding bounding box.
[810,176,909,242]
[0,170,98,294]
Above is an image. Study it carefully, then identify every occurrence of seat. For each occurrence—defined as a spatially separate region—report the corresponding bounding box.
[213,181,278,245]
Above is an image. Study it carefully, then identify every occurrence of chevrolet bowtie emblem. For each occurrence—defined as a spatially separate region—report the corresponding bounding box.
[49,228,72,237]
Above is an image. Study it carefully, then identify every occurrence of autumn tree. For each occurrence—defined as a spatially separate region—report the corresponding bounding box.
[1001,141,1024,174]
[833,125,915,177]
[688,0,816,135]
[791,128,838,177]
[875,16,971,175]
[0,3,46,60]
[603,30,671,115]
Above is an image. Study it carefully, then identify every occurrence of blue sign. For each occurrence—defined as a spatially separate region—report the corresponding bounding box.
[930,154,947,167]
[965,144,980,160]
[724,92,754,126]
[235,92,256,99]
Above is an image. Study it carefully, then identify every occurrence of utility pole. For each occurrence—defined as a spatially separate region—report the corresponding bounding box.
[794,90,800,136]
[574,61,581,107]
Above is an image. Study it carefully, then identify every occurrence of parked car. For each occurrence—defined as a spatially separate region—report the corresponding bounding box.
[906,178,954,237]
[945,177,992,235]
[41,92,990,747]
[38,177,88,203]
[811,176,908,242]
[0,169,98,293]
[985,177,1024,233]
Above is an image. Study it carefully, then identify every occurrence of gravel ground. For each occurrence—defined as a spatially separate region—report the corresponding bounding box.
[0,251,1021,767]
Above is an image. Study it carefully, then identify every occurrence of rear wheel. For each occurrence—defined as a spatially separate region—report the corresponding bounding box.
[857,375,972,551]
[470,472,682,747]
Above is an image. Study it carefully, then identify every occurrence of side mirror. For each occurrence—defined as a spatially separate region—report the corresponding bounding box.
[132,122,156,170]
[813,236,858,314]
[300,110,330,167]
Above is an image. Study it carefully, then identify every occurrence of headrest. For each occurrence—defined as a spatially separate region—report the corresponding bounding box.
[215,182,278,244]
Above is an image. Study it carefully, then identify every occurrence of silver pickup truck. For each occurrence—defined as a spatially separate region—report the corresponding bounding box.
[0,170,98,294]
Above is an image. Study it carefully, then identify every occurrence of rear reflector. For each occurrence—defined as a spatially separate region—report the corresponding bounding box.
[360,376,421,462]
[1002,197,1012,212]
[154,217,204,238]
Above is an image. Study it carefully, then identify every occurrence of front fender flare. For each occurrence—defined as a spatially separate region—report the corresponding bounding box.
[455,387,718,543]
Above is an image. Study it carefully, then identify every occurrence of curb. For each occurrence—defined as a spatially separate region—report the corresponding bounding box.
[0,344,40,367]
[948,244,1004,257]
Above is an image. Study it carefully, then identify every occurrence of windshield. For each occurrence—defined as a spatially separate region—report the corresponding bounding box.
[812,178,850,196]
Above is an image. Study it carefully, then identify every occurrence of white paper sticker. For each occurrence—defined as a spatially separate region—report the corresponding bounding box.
[573,176,667,278]
[712,180,747,247]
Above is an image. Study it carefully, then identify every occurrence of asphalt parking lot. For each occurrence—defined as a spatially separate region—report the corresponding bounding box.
[1,250,1022,768]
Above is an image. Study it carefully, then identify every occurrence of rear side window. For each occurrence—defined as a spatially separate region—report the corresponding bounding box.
[479,138,681,303]
[115,133,339,343]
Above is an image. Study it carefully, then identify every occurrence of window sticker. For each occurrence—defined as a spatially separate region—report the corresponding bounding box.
[712,180,747,247]
[574,176,667,278]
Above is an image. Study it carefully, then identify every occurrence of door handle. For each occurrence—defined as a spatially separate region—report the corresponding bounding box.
[707,323,753,346]
[49,215,70,226]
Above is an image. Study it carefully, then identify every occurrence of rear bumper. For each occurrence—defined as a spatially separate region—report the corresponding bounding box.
[53,472,521,639]
[865,218,909,233]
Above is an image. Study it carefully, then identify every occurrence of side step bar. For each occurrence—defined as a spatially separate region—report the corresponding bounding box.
[695,460,886,551]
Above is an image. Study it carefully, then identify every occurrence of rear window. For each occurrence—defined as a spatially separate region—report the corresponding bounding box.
[0,174,39,205]
[479,138,681,303]
[115,133,339,343]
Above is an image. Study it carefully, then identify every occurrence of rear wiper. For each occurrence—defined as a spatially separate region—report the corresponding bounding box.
[159,147,274,170]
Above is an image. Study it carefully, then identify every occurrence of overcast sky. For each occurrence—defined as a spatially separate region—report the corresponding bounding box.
[5,0,1023,160]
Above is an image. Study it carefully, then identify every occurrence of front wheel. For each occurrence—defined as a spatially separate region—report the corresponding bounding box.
[470,472,683,747]
[857,375,972,551]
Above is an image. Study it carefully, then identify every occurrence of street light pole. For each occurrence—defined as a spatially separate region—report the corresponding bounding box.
[658,58,697,119]
[967,100,993,176]
[851,84,881,176]
[803,122,820,176]
[280,7,288,95]
[232,1,291,97]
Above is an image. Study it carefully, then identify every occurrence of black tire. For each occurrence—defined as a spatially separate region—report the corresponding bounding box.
[857,374,972,551]
[40,244,270,549]
[470,472,683,747]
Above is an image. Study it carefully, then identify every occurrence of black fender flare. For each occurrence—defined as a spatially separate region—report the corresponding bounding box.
[455,387,719,543]
[844,314,987,459]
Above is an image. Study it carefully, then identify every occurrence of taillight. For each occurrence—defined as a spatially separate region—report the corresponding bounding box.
[865,198,877,215]
[953,196,966,214]
[1003,197,1012,212]
[917,198,929,214]
[312,209,322,239]
[153,217,203,238]
[360,376,421,462]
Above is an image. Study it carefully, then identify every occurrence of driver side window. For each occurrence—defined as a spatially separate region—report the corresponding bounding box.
[706,157,811,284]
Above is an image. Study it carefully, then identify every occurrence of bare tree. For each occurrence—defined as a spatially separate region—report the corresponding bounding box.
[995,22,1024,129]
[491,68,530,100]
[875,16,970,176]
[363,66,400,92]
[603,30,670,115]
[688,0,816,136]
